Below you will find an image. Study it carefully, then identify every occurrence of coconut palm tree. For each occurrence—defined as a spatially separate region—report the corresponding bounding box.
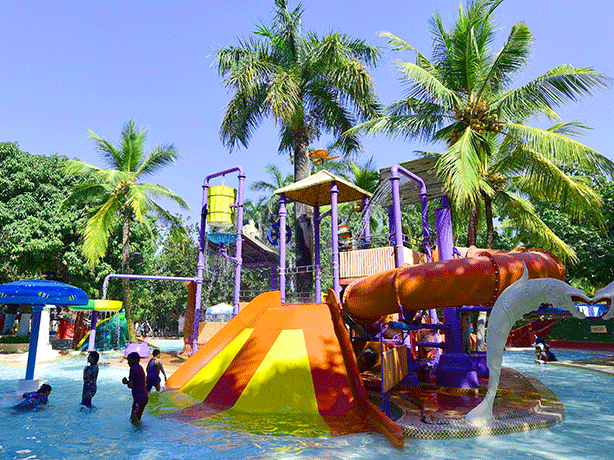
[350,0,613,248]
[216,0,381,294]
[61,119,190,342]
[249,163,295,238]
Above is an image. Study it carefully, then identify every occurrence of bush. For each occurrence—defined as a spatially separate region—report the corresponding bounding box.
[0,335,30,344]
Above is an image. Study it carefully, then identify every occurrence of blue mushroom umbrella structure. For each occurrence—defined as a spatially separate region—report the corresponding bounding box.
[0,280,89,381]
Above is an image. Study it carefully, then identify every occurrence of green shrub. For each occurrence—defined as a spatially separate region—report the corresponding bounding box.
[0,335,30,344]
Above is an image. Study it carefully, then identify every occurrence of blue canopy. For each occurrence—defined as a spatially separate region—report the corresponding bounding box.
[0,280,89,381]
[0,279,89,306]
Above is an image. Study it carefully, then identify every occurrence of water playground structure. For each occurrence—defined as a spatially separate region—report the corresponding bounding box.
[3,159,613,450]
[157,159,614,449]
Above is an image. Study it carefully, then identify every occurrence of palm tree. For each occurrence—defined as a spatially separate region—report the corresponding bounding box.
[351,0,613,248]
[216,0,381,293]
[62,119,190,343]
[249,163,295,239]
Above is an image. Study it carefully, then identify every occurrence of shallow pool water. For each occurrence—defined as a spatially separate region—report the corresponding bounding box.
[1,347,613,459]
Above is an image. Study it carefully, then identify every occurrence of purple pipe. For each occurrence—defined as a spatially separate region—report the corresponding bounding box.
[193,167,245,353]
[99,273,196,354]
[279,194,287,304]
[362,196,371,248]
[389,164,432,263]
[330,182,341,298]
[314,204,321,302]
[87,310,98,352]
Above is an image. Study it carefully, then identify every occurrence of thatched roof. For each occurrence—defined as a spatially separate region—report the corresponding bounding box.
[274,170,371,206]
[379,157,447,206]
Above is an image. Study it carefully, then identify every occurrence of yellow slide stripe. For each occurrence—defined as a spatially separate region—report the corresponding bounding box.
[180,328,253,401]
[232,329,322,414]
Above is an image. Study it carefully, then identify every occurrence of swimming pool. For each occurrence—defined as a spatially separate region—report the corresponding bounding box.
[1,348,612,459]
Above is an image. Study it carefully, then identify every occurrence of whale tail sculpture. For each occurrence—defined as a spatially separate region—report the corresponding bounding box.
[593,280,614,320]
[465,264,589,426]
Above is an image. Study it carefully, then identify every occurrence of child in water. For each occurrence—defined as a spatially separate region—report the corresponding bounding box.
[81,351,99,409]
[534,343,558,364]
[14,384,52,411]
[122,351,149,425]
[146,349,167,393]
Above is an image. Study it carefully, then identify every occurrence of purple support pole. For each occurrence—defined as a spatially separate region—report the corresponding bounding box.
[233,172,245,316]
[25,305,44,380]
[362,196,371,249]
[270,264,278,290]
[434,195,478,388]
[389,171,405,266]
[194,181,209,354]
[390,165,432,264]
[279,194,287,304]
[387,205,395,248]
[193,166,245,354]
[436,197,463,353]
[330,183,341,298]
[87,310,98,352]
[314,203,321,302]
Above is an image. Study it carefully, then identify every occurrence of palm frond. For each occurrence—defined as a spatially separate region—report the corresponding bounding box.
[505,122,614,176]
[135,145,180,178]
[436,127,485,205]
[498,193,577,263]
[82,196,121,266]
[476,21,532,98]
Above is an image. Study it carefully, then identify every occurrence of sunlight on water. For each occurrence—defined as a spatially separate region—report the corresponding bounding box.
[1,347,612,459]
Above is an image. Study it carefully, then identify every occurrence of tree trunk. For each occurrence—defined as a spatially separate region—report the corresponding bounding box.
[476,192,493,352]
[122,206,137,343]
[293,131,313,299]
[466,202,479,247]
[483,191,494,249]
[463,201,480,353]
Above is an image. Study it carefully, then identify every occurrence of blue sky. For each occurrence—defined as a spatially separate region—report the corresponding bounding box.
[1,1,612,222]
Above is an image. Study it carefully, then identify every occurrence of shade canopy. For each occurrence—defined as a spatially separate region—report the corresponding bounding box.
[274,170,371,206]
[379,157,447,206]
[207,303,234,315]
[0,279,89,306]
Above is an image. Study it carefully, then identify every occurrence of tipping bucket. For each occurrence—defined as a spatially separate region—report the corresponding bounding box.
[207,185,237,228]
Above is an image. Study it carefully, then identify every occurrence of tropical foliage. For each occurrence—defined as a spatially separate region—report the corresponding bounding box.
[216,0,382,294]
[0,142,101,290]
[61,120,190,342]
[351,0,613,260]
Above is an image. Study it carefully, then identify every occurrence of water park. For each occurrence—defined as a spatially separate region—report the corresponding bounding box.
[2,160,614,458]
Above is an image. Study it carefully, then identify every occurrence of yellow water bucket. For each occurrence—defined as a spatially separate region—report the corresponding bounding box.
[207,185,237,228]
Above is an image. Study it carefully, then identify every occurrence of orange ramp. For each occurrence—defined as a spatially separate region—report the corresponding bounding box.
[166,290,403,449]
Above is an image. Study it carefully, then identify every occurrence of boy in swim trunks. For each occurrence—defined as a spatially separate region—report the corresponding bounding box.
[122,352,149,425]
[146,348,167,392]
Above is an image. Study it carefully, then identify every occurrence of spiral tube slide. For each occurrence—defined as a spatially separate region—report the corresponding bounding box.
[342,249,565,322]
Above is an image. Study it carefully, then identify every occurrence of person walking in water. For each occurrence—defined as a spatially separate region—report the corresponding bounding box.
[81,351,99,409]
[122,352,149,425]
[146,348,167,393]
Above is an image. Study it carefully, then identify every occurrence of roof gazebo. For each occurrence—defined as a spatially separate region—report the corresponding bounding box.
[274,170,372,303]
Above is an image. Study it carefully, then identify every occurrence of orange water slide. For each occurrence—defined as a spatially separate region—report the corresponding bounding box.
[166,290,404,449]
[342,248,565,321]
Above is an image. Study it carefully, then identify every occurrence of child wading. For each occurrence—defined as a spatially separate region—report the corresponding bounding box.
[81,351,99,408]
[146,349,167,392]
[122,351,149,425]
